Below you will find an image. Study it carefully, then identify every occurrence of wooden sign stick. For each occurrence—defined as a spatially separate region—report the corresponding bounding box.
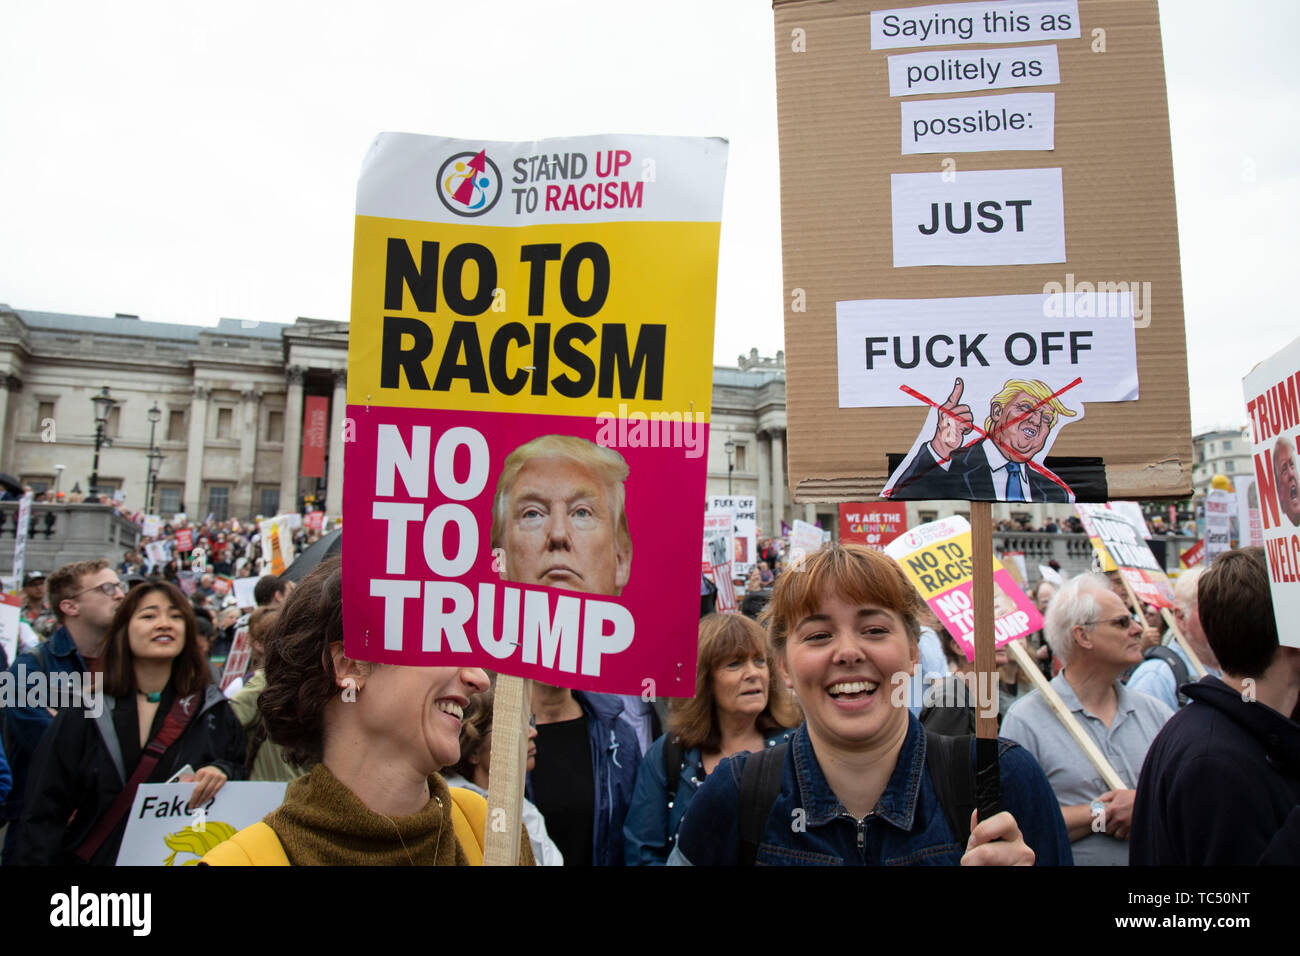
[1006,640,1126,791]
[970,501,1000,820]
[483,674,531,866]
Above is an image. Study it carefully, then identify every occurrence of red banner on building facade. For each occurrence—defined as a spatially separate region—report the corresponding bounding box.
[301,395,329,478]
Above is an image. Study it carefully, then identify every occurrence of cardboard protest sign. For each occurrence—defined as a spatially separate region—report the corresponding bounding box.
[1075,503,1173,607]
[342,133,727,695]
[116,782,288,866]
[839,501,907,550]
[142,514,162,537]
[1235,475,1264,547]
[885,516,1040,660]
[174,528,193,553]
[709,495,757,575]
[1242,334,1300,647]
[773,0,1192,504]
[1179,539,1204,570]
[1203,488,1234,564]
[306,510,324,532]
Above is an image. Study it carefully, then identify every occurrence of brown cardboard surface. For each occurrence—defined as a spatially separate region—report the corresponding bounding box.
[773,0,1192,502]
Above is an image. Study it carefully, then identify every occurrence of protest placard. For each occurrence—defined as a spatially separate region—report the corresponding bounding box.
[885,516,1041,661]
[144,540,170,568]
[220,627,251,692]
[0,594,20,666]
[115,782,288,866]
[1235,475,1264,547]
[232,575,259,611]
[774,0,1192,504]
[1242,334,1300,647]
[259,515,295,575]
[1204,488,1234,563]
[702,509,738,612]
[12,492,32,585]
[838,502,907,550]
[341,133,727,698]
[1074,503,1173,608]
[709,495,758,575]
[1179,539,1204,570]
[790,518,825,560]
[142,514,162,537]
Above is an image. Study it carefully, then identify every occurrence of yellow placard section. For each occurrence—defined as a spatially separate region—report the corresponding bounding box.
[347,215,718,421]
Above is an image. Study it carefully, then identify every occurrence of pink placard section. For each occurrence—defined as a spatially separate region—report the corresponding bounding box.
[929,568,1043,663]
[342,405,708,697]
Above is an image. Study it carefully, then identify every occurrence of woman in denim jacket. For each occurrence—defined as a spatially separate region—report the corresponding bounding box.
[670,545,1072,866]
[624,613,801,865]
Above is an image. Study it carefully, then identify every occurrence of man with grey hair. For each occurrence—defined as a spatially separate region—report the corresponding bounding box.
[1125,567,1220,711]
[1001,572,1173,865]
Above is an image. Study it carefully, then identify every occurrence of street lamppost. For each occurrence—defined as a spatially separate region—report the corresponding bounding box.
[147,448,165,514]
[725,438,735,496]
[145,402,162,514]
[89,385,116,500]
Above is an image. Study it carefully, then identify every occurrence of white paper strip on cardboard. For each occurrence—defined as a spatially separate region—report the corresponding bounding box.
[900,93,1054,154]
[871,0,1079,49]
[891,168,1064,267]
[887,44,1060,97]
[836,292,1138,409]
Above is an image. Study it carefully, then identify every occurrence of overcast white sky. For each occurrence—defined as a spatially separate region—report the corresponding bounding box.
[1,0,1295,434]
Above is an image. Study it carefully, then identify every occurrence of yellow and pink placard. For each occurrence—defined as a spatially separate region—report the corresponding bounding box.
[343,133,727,695]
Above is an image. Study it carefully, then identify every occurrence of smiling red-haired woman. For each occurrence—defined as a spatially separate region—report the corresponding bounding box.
[668,544,1073,867]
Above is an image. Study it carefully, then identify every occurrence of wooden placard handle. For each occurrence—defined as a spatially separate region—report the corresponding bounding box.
[970,501,1000,821]
[1006,640,1126,791]
[483,674,531,866]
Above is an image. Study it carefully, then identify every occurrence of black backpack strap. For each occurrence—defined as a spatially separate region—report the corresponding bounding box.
[738,741,788,866]
[662,735,683,807]
[1143,645,1191,707]
[922,727,975,848]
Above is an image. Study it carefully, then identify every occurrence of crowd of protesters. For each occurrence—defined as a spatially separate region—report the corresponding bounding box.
[1,502,1295,865]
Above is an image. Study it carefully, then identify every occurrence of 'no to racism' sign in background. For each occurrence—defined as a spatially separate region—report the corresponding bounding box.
[343,133,727,696]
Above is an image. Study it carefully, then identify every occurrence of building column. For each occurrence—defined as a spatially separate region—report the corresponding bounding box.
[0,375,19,471]
[325,368,347,516]
[237,389,261,519]
[804,502,817,525]
[183,385,210,517]
[770,429,785,536]
[756,431,771,537]
[279,366,306,514]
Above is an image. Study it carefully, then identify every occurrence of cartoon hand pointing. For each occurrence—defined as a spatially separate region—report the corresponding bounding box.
[931,378,974,460]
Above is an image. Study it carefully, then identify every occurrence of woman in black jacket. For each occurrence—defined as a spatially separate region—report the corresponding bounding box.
[15,581,245,865]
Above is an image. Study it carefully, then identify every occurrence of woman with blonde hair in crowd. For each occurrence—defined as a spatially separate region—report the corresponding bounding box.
[623,613,801,865]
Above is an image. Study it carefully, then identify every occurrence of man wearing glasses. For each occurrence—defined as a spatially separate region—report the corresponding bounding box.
[1001,573,1174,865]
[1,559,125,863]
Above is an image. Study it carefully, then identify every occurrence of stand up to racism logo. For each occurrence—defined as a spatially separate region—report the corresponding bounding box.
[436,148,502,217]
